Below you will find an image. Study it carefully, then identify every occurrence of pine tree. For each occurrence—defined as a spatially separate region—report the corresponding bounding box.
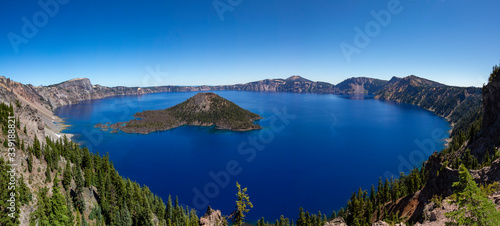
[62,161,72,190]
[369,184,376,204]
[48,176,73,225]
[257,217,265,226]
[166,194,173,224]
[331,210,337,219]
[27,152,33,173]
[33,134,41,158]
[232,182,253,226]
[45,166,51,183]
[297,207,306,225]
[446,164,500,225]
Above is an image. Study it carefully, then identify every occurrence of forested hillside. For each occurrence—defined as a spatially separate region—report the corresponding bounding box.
[0,101,200,225]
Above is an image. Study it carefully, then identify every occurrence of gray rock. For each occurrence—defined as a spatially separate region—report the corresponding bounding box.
[324,217,347,226]
[199,206,227,226]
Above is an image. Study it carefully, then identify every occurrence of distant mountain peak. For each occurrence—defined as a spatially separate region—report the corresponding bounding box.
[286,75,312,83]
[53,77,94,92]
[401,75,445,88]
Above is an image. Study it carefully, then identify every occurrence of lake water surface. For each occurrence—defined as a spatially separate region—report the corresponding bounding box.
[54,91,451,222]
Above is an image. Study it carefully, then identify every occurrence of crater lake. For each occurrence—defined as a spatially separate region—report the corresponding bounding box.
[54,91,451,222]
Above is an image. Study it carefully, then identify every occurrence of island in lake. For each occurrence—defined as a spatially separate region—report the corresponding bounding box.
[103,92,262,134]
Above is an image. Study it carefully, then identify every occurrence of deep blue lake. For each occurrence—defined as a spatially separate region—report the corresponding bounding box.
[54,91,451,222]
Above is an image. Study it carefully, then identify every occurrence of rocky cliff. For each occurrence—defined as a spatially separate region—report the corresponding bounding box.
[374,75,482,136]
[377,66,500,225]
[473,66,500,154]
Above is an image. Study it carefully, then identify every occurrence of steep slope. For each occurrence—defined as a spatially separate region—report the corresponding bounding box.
[375,75,482,136]
[118,92,262,133]
[355,66,500,225]
[0,80,206,225]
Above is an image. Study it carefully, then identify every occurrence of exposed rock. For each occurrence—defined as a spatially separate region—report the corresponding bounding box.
[94,123,109,131]
[469,158,500,183]
[109,122,125,130]
[419,198,458,226]
[324,217,348,226]
[482,67,500,131]
[371,221,389,226]
[55,78,94,92]
[199,206,228,226]
[422,153,459,199]
[468,67,500,157]
[371,221,406,226]
[37,120,45,130]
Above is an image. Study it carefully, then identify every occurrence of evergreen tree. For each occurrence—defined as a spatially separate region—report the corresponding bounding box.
[166,194,173,224]
[45,166,51,183]
[33,134,41,158]
[257,217,265,226]
[445,164,500,225]
[62,161,72,190]
[369,184,376,204]
[297,207,306,225]
[27,152,33,173]
[121,204,132,226]
[48,176,73,225]
[232,182,253,226]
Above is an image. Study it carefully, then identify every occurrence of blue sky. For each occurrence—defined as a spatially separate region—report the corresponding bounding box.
[1,0,499,87]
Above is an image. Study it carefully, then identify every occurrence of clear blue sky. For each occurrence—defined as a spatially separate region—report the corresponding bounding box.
[1,0,499,87]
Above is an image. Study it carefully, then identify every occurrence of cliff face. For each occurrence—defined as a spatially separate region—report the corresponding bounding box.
[467,67,500,156]
[374,75,482,125]
[386,68,500,224]
[482,67,500,142]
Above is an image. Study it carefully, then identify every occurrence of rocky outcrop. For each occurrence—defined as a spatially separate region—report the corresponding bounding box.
[372,221,406,226]
[324,217,348,226]
[199,206,228,226]
[468,67,500,156]
[469,158,500,183]
[482,67,500,128]
[54,78,94,92]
